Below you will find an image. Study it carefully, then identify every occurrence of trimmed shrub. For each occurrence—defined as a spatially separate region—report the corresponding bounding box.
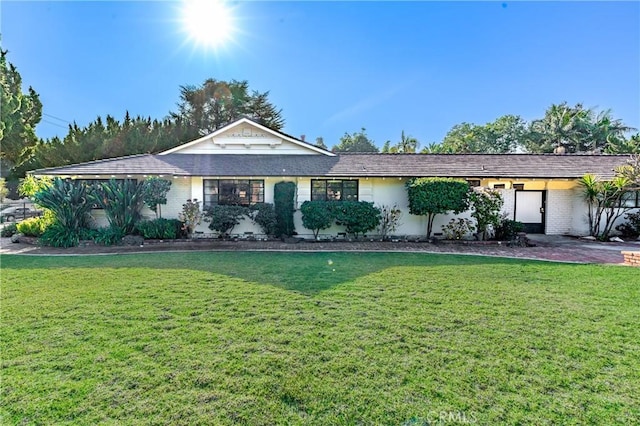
[251,203,277,236]
[1,222,18,237]
[16,216,52,237]
[136,218,183,239]
[300,200,336,238]
[142,177,172,218]
[406,178,470,237]
[274,181,296,237]
[334,201,381,238]
[205,205,250,236]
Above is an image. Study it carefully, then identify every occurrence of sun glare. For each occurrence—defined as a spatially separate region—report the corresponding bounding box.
[181,0,235,49]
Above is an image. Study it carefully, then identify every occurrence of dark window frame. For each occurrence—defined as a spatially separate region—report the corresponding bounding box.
[311,179,359,202]
[619,191,640,208]
[203,179,265,208]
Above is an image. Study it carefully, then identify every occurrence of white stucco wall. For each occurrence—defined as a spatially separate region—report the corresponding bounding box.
[150,175,638,239]
[569,190,639,237]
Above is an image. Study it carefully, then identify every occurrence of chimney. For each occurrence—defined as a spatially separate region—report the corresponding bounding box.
[300,134,306,142]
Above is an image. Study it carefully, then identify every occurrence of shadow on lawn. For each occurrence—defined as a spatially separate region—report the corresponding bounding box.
[2,251,558,295]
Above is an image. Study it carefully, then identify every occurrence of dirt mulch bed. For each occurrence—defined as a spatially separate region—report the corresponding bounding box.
[0,236,629,265]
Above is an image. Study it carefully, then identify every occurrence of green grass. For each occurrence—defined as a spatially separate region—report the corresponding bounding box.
[1,252,639,425]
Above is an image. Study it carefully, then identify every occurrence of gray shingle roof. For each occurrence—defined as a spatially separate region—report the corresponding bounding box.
[33,153,631,179]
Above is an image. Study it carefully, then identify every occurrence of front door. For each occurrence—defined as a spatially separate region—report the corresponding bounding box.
[514,190,546,234]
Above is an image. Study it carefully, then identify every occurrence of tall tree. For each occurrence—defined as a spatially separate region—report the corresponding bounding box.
[332,128,379,153]
[435,115,525,154]
[485,115,527,153]
[587,110,636,153]
[0,49,42,173]
[385,131,419,153]
[524,103,636,153]
[314,137,327,149]
[396,130,419,153]
[523,102,592,153]
[606,133,640,154]
[171,78,284,137]
[438,122,487,153]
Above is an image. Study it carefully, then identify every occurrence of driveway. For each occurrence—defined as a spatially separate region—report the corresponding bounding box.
[1,235,638,265]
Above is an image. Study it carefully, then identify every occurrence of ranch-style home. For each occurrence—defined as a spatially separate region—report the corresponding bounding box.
[34,117,637,238]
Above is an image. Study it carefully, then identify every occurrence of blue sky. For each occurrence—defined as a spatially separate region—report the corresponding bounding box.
[2,1,639,149]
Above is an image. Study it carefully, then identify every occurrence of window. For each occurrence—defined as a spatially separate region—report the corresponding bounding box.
[620,191,640,208]
[492,184,506,189]
[203,179,264,208]
[466,179,481,187]
[513,184,525,190]
[311,179,358,201]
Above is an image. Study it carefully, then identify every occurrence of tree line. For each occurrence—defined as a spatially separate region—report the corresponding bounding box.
[339,107,638,155]
[2,48,638,184]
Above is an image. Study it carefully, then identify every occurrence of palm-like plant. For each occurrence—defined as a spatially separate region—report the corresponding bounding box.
[526,103,591,153]
[586,110,636,153]
[396,130,419,153]
[579,173,633,240]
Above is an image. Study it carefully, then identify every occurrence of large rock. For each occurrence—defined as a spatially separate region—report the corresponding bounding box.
[122,235,144,246]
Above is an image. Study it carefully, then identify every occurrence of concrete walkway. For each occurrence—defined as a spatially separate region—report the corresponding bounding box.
[1,235,639,265]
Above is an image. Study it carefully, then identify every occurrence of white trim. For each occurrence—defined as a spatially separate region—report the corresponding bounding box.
[159,117,335,156]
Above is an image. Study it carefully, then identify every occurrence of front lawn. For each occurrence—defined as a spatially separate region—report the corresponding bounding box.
[2,252,638,424]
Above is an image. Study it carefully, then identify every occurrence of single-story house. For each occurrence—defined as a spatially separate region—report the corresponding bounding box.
[33,117,638,238]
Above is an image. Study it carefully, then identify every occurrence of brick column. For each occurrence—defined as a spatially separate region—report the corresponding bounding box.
[621,251,640,267]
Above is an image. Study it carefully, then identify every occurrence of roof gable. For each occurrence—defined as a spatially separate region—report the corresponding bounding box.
[160,117,335,156]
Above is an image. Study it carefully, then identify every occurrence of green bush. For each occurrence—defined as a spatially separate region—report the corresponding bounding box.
[93,227,125,246]
[205,205,250,236]
[494,214,524,241]
[377,204,402,239]
[33,178,94,231]
[142,177,172,218]
[300,200,336,238]
[406,178,470,237]
[250,203,277,236]
[274,181,296,237]
[334,201,381,238]
[136,218,183,239]
[179,199,202,237]
[442,218,475,240]
[1,222,17,237]
[92,179,145,234]
[16,216,52,237]
[469,188,504,240]
[40,222,80,248]
[615,211,640,238]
